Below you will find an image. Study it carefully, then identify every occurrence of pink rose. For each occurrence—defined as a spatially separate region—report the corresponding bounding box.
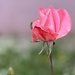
[32,6,72,42]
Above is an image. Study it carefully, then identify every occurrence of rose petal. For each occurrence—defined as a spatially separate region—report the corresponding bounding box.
[56,9,72,39]
[50,7,60,32]
[32,27,58,42]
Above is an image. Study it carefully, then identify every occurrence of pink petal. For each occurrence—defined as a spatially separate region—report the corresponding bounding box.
[57,9,72,39]
[39,7,51,27]
[32,19,48,32]
[44,9,55,32]
[32,27,58,42]
[32,27,45,42]
[39,7,51,16]
[32,28,39,42]
[39,7,45,15]
[32,19,40,29]
[39,7,55,32]
[50,7,60,32]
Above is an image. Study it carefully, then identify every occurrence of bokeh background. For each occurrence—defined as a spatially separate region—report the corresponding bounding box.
[0,0,75,75]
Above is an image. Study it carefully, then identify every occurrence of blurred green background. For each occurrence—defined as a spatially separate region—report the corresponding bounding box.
[0,34,75,75]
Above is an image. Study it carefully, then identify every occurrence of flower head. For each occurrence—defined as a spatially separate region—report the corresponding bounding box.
[32,6,72,42]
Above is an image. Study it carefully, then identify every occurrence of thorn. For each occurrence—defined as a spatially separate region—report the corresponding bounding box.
[53,42,55,46]
[30,22,33,29]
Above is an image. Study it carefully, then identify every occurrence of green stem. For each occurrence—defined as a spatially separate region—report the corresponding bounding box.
[50,52,53,75]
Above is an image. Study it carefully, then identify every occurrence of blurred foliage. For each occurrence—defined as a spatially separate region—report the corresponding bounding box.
[0,37,75,75]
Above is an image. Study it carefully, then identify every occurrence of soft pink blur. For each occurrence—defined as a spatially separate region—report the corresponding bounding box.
[0,0,74,36]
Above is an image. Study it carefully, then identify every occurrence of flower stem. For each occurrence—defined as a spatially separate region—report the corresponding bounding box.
[50,52,53,75]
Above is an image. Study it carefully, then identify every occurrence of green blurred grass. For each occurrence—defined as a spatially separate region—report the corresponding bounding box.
[0,36,75,75]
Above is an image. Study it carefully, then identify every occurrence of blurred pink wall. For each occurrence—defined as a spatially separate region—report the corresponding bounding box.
[0,0,74,36]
